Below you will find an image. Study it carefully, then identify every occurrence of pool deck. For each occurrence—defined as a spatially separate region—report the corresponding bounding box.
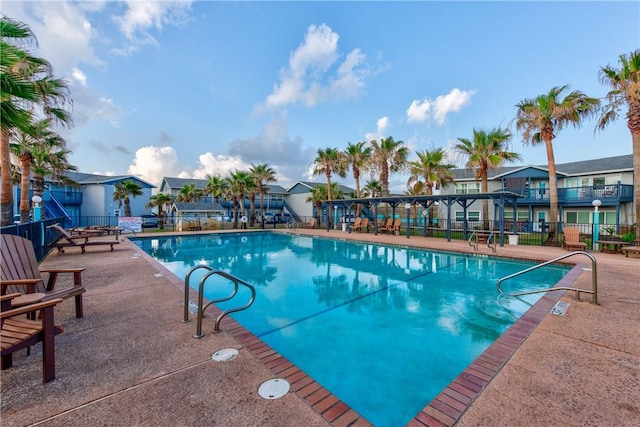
[1,228,638,426]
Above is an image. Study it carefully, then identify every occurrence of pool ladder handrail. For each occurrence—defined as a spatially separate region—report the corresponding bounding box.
[496,251,598,304]
[182,265,256,337]
[468,230,497,253]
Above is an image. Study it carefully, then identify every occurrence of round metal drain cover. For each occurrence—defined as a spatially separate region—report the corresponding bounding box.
[258,379,290,399]
[211,348,238,362]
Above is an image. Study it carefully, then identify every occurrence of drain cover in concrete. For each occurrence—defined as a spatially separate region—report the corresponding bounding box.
[550,301,570,316]
[258,379,290,399]
[211,348,238,362]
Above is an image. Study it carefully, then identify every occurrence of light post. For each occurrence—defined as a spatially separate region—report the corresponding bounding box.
[592,199,601,251]
[405,203,411,239]
[32,195,42,221]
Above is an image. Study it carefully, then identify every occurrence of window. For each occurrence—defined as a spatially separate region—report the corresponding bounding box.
[566,211,590,224]
[455,211,480,221]
[593,177,605,189]
[504,212,530,220]
[456,183,480,194]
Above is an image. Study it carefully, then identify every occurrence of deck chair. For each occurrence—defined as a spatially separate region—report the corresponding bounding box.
[1,234,86,318]
[49,224,119,254]
[388,218,402,235]
[1,293,64,383]
[356,218,369,232]
[350,217,362,232]
[379,218,393,233]
[562,227,586,251]
[304,217,316,228]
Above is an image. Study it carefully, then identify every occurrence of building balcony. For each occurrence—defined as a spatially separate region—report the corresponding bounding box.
[512,184,633,206]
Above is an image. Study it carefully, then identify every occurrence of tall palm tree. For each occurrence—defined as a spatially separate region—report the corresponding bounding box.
[312,147,347,203]
[112,180,143,217]
[1,17,73,225]
[370,136,409,196]
[345,141,372,198]
[249,163,277,220]
[515,85,600,239]
[597,50,640,233]
[228,170,254,229]
[145,192,172,228]
[453,128,521,228]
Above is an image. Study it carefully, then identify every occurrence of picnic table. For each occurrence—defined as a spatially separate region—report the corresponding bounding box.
[596,240,631,254]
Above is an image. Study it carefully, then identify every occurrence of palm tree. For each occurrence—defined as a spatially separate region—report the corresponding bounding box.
[370,136,409,196]
[11,119,63,221]
[406,181,427,226]
[407,147,455,227]
[249,163,277,222]
[306,185,328,226]
[312,147,347,203]
[1,17,73,225]
[145,193,172,228]
[31,138,77,201]
[176,183,203,203]
[363,179,382,198]
[203,174,228,205]
[112,180,143,217]
[453,128,521,228]
[345,141,372,198]
[228,170,254,229]
[515,85,600,239]
[597,50,640,233]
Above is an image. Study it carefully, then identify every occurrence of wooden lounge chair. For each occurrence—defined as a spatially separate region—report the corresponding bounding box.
[49,224,119,254]
[1,234,86,318]
[562,227,586,251]
[388,218,402,235]
[379,218,393,233]
[350,217,362,232]
[1,293,64,383]
[355,218,369,232]
[304,217,316,229]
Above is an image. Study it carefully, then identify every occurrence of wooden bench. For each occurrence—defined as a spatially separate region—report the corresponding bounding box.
[621,246,640,257]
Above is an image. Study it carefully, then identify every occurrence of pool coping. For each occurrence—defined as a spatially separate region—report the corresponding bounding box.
[132,232,584,426]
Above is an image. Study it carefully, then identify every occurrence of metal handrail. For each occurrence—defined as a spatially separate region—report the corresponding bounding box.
[182,265,256,337]
[469,229,497,252]
[496,251,598,304]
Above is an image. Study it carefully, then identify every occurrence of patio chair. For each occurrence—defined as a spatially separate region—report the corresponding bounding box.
[355,218,369,232]
[350,217,362,232]
[562,227,586,251]
[379,217,393,233]
[305,217,316,228]
[1,293,64,383]
[389,218,402,235]
[1,234,86,318]
[48,224,119,254]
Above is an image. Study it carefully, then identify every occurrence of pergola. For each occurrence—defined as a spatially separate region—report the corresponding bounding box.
[324,191,523,247]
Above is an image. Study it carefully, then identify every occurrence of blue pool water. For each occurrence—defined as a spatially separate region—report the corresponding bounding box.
[133,232,569,426]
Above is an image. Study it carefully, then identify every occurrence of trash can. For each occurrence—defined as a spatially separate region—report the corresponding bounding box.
[508,234,519,245]
[342,222,348,232]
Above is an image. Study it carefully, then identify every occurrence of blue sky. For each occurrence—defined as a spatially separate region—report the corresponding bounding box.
[4,1,639,191]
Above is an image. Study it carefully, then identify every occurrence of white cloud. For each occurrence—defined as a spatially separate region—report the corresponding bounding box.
[192,153,249,179]
[263,23,368,110]
[365,116,389,142]
[406,88,475,125]
[72,68,88,86]
[112,0,192,53]
[127,146,188,186]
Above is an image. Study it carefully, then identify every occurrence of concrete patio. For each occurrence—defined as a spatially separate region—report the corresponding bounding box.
[1,229,638,426]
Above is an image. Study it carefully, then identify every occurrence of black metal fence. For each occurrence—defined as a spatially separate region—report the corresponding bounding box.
[1,217,65,261]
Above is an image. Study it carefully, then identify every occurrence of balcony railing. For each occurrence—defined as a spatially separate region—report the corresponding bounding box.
[512,184,633,204]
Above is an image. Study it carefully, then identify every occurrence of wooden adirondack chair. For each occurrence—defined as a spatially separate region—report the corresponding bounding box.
[379,217,393,233]
[1,293,64,383]
[562,227,586,251]
[48,224,119,254]
[1,234,86,318]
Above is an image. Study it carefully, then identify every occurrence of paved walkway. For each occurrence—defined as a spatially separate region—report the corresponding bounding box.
[1,229,638,426]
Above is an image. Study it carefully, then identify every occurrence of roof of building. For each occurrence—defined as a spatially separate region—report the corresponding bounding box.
[172,201,225,212]
[64,172,156,188]
[452,154,633,180]
[160,177,287,193]
[287,180,355,194]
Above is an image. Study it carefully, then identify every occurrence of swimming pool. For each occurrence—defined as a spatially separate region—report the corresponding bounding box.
[133,232,569,426]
